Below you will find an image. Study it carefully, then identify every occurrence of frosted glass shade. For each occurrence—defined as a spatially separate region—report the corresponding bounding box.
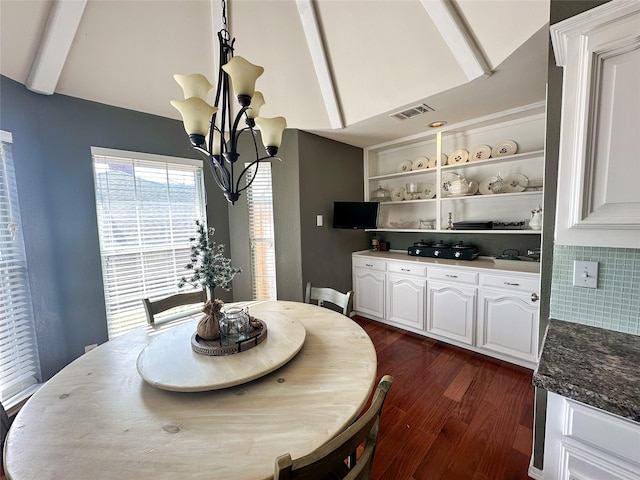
[246,91,265,119]
[170,98,217,136]
[221,56,264,99]
[173,73,214,100]
[255,116,287,149]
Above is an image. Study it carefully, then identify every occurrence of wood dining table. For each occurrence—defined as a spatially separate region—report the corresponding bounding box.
[4,301,378,480]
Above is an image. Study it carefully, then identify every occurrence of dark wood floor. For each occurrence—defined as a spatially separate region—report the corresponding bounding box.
[354,315,535,480]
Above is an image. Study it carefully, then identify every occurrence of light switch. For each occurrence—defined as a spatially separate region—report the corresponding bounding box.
[316,215,323,227]
[573,260,598,289]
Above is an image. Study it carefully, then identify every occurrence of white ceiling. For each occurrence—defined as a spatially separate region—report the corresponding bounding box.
[0,0,550,148]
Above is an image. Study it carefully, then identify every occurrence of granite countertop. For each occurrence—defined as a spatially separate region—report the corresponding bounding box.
[353,250,540,274]
[534,319,640,422]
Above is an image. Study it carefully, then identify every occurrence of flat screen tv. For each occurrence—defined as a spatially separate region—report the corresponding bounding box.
[333,201,379,229]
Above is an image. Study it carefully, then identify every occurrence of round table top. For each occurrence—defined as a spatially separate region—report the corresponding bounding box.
[136,311,306,391]
[4,301,378,480]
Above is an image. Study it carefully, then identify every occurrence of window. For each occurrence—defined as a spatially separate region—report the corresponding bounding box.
[246,162,277,300]
[92,148,206,338]
[0,131,41,408]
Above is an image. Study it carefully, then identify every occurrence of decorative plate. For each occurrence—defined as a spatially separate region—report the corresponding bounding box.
[491,140,518,157]
[396,160,413,173]
[469,145,492,161]
[412,156,428,170]
[447,149,469,165]
[390,187,405,201]
[441,171,462,195]
[428,153,448,168]
[479,176,498,195]
[503,173,529,193]
[419,183,436,199]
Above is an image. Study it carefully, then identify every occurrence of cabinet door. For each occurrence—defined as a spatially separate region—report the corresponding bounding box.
[386,274,426,330]
[353,269,385,319]
[426,282,476,345]
[477,288,538,363]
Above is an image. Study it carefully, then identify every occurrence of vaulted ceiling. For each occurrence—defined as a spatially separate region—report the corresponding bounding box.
[0,0,550,148]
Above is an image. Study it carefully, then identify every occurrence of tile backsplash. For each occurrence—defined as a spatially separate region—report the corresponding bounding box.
[550,245,640,335]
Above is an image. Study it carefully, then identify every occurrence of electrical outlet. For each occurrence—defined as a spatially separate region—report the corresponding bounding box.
[316,215,323,227]
[573,261,598,289]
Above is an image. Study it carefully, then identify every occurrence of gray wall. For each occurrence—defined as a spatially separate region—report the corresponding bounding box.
[0,75,230,380]
[298,131,367,296]
[229,130,365,302]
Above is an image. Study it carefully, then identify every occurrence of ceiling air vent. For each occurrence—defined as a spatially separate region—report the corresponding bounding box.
[390,104,435,120]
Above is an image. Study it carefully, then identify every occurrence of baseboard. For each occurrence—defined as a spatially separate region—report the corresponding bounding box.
[528,457,544,479]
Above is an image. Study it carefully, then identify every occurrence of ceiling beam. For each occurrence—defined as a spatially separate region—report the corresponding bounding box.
[296,0,344,129]
[26,0,87,95]
[421,0,491,81]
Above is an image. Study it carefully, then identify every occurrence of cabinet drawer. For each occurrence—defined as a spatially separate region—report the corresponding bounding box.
[388,262,427,277]
[565,398,640,466]
[353,257,387,272]
[480,274,538,293]
[428,268,477,285]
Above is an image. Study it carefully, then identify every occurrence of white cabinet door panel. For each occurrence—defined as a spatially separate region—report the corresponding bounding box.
[477,289,538,363]
[386,274,426,330]
[426,282,476,345]
[353,269,385,319]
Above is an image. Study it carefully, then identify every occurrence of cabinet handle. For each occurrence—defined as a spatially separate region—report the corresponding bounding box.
[365,264,373,267]
[531,293,539,302]
[446,274,458,278]
[401,268,410,272]
[504,282,520,286]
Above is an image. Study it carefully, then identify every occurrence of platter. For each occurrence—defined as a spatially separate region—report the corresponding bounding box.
[428,153,448,168]
[396,160,413,173]
[479,176,498,195]
[469,144,492,161]
[448,149,469,165]
[419,183,436,199]
[390,187,405,201]
[504,173,529,193]
[492,140,518,157]
[412,156,428,170]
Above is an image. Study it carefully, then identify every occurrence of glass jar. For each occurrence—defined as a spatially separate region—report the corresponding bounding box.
[219,306,251,346]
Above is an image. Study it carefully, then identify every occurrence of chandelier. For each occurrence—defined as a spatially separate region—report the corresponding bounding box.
[171,0,286,205]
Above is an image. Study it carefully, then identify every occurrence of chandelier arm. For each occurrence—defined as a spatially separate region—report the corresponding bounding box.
[228,107,250,154]
[234,155,278,195]
[193,145,230,190]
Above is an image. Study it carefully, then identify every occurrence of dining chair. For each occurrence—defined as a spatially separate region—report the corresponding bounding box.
[141,289,207,325]
[273,374,393,480]
[1,401,10,478]
[304,282,353,317]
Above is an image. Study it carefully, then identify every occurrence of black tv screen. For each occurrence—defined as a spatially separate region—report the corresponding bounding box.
[333,201,379,229]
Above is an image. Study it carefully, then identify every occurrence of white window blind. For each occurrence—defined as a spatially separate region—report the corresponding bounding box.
[92,148,206,338]
[246,162,277,300]
[0,131,41,406]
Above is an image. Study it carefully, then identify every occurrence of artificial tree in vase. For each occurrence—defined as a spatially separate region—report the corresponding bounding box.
[179,220,241,340]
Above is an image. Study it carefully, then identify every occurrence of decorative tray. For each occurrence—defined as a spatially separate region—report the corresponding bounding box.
[191,319,267,356]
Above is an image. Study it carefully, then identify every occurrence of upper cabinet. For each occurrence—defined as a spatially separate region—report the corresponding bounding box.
[364,102,546,235]
[551,0,640,248]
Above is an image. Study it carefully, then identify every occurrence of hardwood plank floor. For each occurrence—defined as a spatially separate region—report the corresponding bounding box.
[354,316,534,480]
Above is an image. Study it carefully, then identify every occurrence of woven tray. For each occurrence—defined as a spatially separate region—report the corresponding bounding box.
[191,319,267,356]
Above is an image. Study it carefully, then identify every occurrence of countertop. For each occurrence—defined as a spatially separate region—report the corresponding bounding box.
[353,250,540,274]
[534,319,640,422]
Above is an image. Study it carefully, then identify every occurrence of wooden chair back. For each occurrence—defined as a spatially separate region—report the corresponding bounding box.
[141,289,207,325]
[274,375,393,480]
[304,282,353,316]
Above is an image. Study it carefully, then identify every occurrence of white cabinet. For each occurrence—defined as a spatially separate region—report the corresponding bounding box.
[364,103,546,235]
[426,278,477,346]
[550,1,640,248]
[352,257,386,319]
[544,392,640,480]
